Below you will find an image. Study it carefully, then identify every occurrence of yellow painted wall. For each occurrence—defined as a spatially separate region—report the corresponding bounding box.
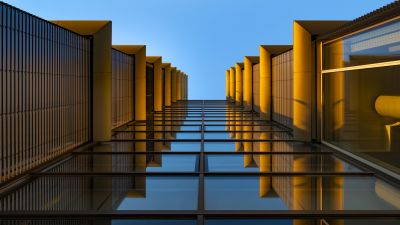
[235,63,243,106]
[226,70,230,100]
[260,46,271,120]
[230,67,236,103]
[293,21,312,141]
[244,57,253,110]
[171,68,177,103]
[177,72,182,101]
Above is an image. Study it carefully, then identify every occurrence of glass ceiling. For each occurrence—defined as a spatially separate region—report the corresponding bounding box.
[0,100,399,224]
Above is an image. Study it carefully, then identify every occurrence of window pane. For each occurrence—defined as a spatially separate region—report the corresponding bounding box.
[205,176,400,210]
[323,19,400,70]
[323,65,400,174]
[47,154,199,173]
[206,219,400,225]
[0,176,199,211]
[205,154,361,173]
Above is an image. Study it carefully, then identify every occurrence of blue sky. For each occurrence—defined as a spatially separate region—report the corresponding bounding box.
[4,0,394,99]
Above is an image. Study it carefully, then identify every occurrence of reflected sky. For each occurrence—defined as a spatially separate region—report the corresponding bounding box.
[205,176,400,210]
[205,176,288,210]
[205,154,362,173]
[169,142,201,152]
[146,155,198,172]
[204,132,231,139]
[112,219,197,225]
[175,132,202,139]
[1,101,400,221]
[204,142,237,152]
[118,177,198,210]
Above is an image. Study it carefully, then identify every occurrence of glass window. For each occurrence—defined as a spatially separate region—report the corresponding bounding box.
[175,132,201,139]
[206,154,361,173]
[169,142,201,152]
[0,176,198,211]
[205,176,400,210]
[323,19,400,70]
[204,132,232,139]
[206,219,400,225]
[323,65,400,173]
[47,154,199,173]
[204,142,237,152]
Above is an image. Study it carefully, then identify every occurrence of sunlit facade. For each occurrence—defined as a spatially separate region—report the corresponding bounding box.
[227,3,400,177]
[1,1,400,225]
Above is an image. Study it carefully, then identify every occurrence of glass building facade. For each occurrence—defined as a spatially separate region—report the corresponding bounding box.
[322,18,400,175]
[0,2,92,183]
[1,101,400,224]
[1,1,400,224]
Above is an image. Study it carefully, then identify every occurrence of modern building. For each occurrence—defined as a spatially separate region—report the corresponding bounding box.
[1,1,400,225]
[228,2,400,179]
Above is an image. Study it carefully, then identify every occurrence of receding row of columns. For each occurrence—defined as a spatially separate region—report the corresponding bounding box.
[225,20,348,142]
[51,21,189,142]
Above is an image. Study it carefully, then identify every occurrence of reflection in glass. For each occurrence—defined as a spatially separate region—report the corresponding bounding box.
[175,132,202,139]
[204,132,232,139]
[118,176,198,210]
[0,176,198,211]
[164,142,201,152]
[323,66,400,173]
[323,20,400,70]
[206,154,361,173]
[112,219,197,225]
[205,125,227,131]
[204,142,237,152]
[48,154,198,173]
[206,219,400,225]
[205,176,400,210]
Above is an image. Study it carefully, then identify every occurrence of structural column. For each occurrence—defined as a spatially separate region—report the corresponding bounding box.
[184,74,187,100]
[51,21,113,141]
[229,67,236,103]
[177,71,182,101]
[182,74,187,100]
[186,74,188,100]
[243,57,254,110]
[171,67,177,103]
[226,70,230,101]
[293,21,312,141]
[259,45,292,120]
[235,63,243,106]
[260,46,272,120]
[147,57,163,112]
[163,63,172,107]
[292,20,347,141]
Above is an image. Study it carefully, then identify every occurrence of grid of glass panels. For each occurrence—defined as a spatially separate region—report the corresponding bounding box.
[1,100,399,224]
[0,3,92,184]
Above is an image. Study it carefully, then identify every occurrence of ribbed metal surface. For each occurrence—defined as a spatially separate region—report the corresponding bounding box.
[0,3,92,184]
[111,49,134,129]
